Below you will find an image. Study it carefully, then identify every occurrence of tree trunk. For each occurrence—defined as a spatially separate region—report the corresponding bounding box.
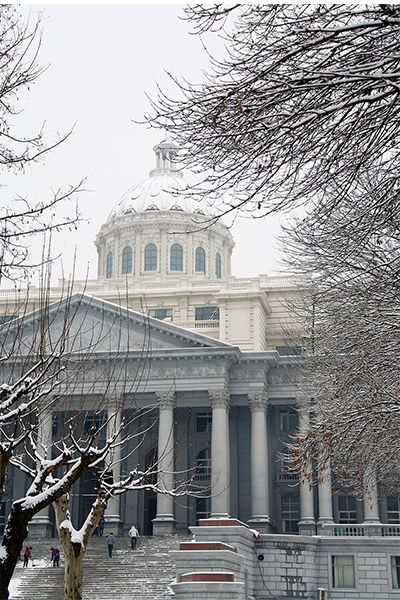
[53,494,107,600]
[0,503,34,600]
[62,539,84,600]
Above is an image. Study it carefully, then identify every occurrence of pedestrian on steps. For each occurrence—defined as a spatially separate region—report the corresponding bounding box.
[107,533,115,557]
[50,547,60,567]
[128,525,139,550]
[23,546,32,567]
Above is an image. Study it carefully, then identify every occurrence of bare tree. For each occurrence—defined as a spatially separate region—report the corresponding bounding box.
[281,176,400,497]
[0,288,193,600]
[147,4,400,222]
[0,6,83,283]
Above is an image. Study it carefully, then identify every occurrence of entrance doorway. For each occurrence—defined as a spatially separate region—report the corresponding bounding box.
[144,490,157,535]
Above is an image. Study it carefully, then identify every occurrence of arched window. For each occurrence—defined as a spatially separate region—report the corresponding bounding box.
[122,246,132,274]
[195,247,206,273]
[215,253,221,279]
[170,243,183,271]
[106,252,113,278]
[144,243,157,271]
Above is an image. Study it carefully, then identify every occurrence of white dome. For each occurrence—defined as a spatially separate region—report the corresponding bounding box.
[107,138,213,220]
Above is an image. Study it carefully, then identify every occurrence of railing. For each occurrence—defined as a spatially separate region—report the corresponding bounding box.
[276,472,299,482]
[0,274,306,298]
[318,523,400,537]
[179,320,220,330]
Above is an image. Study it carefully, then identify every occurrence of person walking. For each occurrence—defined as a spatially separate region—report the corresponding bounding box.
[50,547,60,567]
[128,525,139,550]
[107,533,115,558]
[23,547,32,567]
[98,517,105,536]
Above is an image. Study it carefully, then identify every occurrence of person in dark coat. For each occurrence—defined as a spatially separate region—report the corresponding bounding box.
[107,533,115,557]
[51,547,60,567]
[23,547,32,567]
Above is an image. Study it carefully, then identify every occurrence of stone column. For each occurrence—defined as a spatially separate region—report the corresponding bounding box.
[104,401,123,534]
[317,454,334,525]
[209,390,230,519]
[153,392,176,535]
[248,393,272,533]
[363,472,380,524]
[298,404,315,535]
[30,406,54,536]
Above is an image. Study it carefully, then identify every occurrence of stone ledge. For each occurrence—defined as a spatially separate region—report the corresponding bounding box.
[179,542,237,552]
[180,572,234,582]
[199,518,248,528]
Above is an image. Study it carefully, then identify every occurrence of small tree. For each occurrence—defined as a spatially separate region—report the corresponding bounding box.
[0,6,83,282]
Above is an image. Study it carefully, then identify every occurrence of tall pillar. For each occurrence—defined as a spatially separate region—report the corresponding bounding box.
[104,401,123,534]
[30,407,54,537]
[248,393,272,533]
[363,472,380,524]
[317,454,334,525]
[298,404,315,535]
[153,392,176,535]
[209,390,230,519]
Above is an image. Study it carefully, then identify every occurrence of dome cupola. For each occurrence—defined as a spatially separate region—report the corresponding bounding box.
[95,139,235,282]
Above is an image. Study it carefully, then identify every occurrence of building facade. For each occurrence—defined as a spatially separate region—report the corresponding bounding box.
[1,139,400,598]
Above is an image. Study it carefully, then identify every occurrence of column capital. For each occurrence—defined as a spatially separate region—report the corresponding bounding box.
[156,391,176,409]
[208,389,230,409]
[248,392,268,412]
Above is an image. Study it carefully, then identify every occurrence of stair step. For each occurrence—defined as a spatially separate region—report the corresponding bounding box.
[9,534,191,600]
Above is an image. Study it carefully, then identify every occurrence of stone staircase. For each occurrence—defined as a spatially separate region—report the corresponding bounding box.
[9,534,191,600]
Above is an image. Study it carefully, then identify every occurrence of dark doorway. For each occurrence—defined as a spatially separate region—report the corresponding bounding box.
[144,491,157,535]
[79,468,98,528]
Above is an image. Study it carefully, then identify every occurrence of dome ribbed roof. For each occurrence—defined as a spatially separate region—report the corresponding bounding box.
[107,138,213,220]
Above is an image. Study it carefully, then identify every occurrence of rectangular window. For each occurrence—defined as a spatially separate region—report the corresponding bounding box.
[280,408,298,432]
[148,309,173,321]
[391,556,400,589]
[281,495,299,533]
[196,411,212,433]
[195,306,219,321]
[388,497,400,524]
[338,496,357,524]
[332,555,355,588]
[276,346,301,356]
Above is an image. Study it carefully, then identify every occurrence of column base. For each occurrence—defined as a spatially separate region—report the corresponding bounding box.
[298,519,316,536]
[28,516,54,538]
[103,516,123,536]
[247,516,273,534]
[152,516,176,536]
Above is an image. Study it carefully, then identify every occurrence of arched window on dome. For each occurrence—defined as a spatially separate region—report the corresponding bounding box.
[145,243,157,271]
[122,246,132,274]
[106,252,113,279]
[170,243,183,271]
[195,247,206,273]
[215,253,221,279]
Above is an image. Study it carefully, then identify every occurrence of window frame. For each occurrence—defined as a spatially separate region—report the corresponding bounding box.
[391,556,400,589]
[106,252,113,279]
[122,246,132,274]
[144,243,157,271]
[195,246,206,273]
[195,306,220,321]
[281,494,299,533]
[215,252,221,279]
[170,243,183,271]
[331,555,356,589]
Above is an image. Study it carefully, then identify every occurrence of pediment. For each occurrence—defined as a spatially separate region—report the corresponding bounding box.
[4,293,231,355]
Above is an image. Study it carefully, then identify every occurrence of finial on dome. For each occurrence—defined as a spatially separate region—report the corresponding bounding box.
[150,136,181,177]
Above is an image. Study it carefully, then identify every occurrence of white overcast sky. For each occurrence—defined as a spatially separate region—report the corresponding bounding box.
[7,4,285,286]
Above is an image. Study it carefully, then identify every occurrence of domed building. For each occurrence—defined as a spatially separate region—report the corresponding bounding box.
[0,140,398,600]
